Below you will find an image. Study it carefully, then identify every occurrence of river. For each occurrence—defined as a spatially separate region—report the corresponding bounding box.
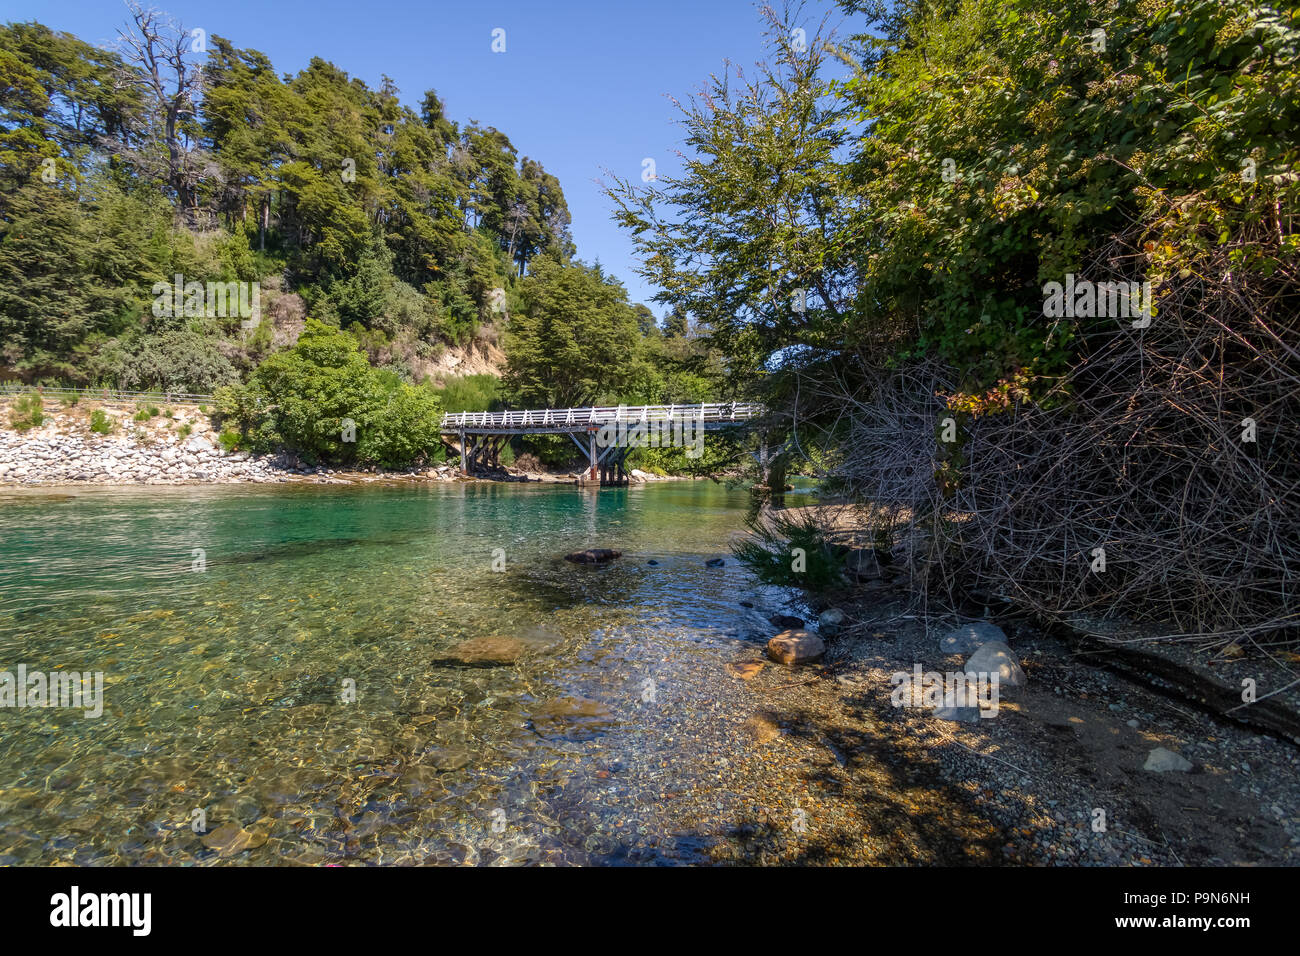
[0,479,837,865]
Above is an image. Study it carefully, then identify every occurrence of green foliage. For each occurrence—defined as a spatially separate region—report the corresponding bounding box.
[216,227,258,281]
[8,393,43,430]
[220,319,443,467]
[604,11,854,388]
[0,19,574,398]
[434,374,501,413]
[88,408,113,434]
[502,256,645,407]
[732,510,849,592]
[837,0,1300,383]
[91,330,241,394]
[607,0,1300,407]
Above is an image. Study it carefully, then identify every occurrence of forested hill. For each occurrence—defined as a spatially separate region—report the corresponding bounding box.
[0,10,581,391]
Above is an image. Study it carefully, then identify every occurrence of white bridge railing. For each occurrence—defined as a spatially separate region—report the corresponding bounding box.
[441,402,765,431]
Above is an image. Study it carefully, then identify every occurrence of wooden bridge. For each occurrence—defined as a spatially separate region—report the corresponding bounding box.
[441,402,764,484]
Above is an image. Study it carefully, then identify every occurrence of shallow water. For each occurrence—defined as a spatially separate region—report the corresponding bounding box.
[0,480,810,865]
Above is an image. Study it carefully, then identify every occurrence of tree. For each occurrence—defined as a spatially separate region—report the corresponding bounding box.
[502,256,643,407]
[0,180,130,379]
[113,2,205,218]
[604,5,857,392]
[230,319,443,466]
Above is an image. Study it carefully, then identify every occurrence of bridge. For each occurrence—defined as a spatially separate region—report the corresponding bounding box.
[440,402,765,484]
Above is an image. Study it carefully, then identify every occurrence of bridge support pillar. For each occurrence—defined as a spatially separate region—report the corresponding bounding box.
[588,431,598,482]
[459,430,467,476]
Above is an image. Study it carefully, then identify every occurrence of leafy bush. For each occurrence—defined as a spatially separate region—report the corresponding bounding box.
[9,394,43,431]
[732,510,849,592]
[93,331,241,394]
[218,319,443,467]
[89,408,113,434]
[434,374,501,413]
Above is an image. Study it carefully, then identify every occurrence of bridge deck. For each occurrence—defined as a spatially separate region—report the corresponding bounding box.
[440,402,764,435]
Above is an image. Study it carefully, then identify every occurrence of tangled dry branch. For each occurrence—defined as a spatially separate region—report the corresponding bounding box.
[778,230,1299,648]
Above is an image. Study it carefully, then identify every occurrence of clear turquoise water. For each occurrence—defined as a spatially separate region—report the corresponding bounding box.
[0,481,805,865]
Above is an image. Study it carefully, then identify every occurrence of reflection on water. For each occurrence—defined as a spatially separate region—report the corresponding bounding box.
[0,481,807,865]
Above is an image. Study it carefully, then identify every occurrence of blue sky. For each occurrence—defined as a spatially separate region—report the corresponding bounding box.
[1,0,842,314]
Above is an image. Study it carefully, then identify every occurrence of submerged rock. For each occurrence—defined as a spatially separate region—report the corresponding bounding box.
[705,557,726,568]
[564,548,622,564]
[200,823,269,858]
[766,629,825,665]
[769,614,805,630]
[529,697,613,739]
[726,661,765,680]
[741,714,782,744]
[437,636,530,666]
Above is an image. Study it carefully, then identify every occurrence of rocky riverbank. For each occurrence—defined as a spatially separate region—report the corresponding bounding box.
[0,398,690,486]
[696,503,1300,864]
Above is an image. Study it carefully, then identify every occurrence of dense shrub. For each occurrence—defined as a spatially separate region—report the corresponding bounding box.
[215,319,443,467]
[8,394,43,430]
[93,331,241,393]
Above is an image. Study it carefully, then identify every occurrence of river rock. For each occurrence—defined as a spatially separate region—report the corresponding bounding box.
[933,703,983,723]
[564,548,621,564]
[200,823,268,858]
[429,749,473,772]
[1144,747,1193,772]
[705,557,726,568]
[726,661,764,680]
[769,614,805,630]
[437,636,529,666]
[818,607,846,636]
[766,629,825,665]
[964,640,1026,688]
[940,621,1008,655]
[741,714,781,744]
[529,697,613,739]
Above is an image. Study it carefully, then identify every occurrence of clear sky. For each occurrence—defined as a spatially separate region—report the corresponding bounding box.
[1,0,841,314]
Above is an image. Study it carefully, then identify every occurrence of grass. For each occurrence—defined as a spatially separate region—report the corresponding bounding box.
[732,509,849,592]
[9,394,44,431]
[432,374,501,414]
[89,409,114,434]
